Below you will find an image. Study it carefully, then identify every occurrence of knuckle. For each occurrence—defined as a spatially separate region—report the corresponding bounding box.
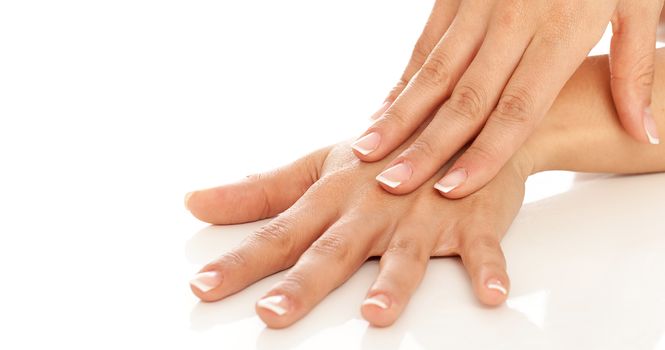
[495,0,526,29]
[417,51,453,88]
[385,237,426,262]
[244,172,273,217]
[309,232,352,262]
[493,88,535,127]
[463,234,500,257]
[279,270,310,294]
[407,137,438,159]
[631,52,656,88]
[412,33,436,66]
[537,26,568,49]
[444,84,486,124]
[216,250,249,269]
[465,143,499,166]
[381,104,410,128]
[248,218,296,262]
[388,78,409,101]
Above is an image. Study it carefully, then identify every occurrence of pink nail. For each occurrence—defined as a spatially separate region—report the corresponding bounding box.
[486,279,508,295]
[190,271,223,293]
[352,132,381,156]
[362,293,391,309]
[644,106,660,145]
[370,101,391,120]
[376,162,412,188]
[434,168,468,194]
[257,294,290,316]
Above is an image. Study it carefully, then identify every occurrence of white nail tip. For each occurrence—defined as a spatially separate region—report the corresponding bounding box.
[352,144,374,156]
[189,271,219,293]
[257,295,287,316]
[362,297,388,309]
[646,129,660,145]
[487,282,508,295]
[376,174,401,188]
[433,182,456,194]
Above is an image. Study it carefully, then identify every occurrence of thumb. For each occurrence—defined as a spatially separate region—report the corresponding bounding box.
[609,3,662,145]
[185,146,330,225]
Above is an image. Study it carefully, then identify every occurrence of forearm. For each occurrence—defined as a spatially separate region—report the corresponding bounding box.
[524,49,665,175]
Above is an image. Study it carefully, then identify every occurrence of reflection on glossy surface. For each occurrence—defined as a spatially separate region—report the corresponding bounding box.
[185,172,665,350]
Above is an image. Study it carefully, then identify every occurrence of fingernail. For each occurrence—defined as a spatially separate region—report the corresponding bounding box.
[486,279,507,295]
[190,271,222,293]
[644,106,660,145]
[184,192,193,210]
[352,132,381,156]
[434,168,468,194]
[370,101,391,120]
[362,293,391,309]
[376,162,412,188]
[257,294,290,316]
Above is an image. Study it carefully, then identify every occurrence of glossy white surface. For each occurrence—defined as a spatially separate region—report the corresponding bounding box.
[1,1,664,349]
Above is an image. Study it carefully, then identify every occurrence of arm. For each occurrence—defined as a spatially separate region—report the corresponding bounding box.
[524,49,665,176]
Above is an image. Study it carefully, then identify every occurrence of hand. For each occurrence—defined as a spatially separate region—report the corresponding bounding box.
[184,50,665,330]
[185,137,532,328]
[353,0,663,199]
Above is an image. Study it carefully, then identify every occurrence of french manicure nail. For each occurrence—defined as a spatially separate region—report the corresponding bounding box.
[257,294,290,316]
[352,132,381,156]
[486,279,507,295]
[190,271,223,293]
[184,192,193,210]
[376,162,412,188]
[370,101,391,120]
[644,106,660,145]
[434,168,468,194]
[362,293,391,309]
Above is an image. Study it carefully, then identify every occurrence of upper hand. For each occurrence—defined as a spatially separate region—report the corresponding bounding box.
[353,0,663,199]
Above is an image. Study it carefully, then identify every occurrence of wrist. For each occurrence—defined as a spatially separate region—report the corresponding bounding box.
[520,52,665,176]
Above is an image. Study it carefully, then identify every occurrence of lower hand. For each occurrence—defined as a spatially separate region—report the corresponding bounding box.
[185,135,532,328]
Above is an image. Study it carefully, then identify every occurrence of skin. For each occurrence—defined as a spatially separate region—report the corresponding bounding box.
[186,50,665,329]
[353,0,664,200]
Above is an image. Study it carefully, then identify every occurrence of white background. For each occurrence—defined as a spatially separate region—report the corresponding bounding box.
[1,1,664,349]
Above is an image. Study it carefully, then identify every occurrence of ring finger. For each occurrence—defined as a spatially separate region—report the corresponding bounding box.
[361,217,439,327]
[255,212,387,329]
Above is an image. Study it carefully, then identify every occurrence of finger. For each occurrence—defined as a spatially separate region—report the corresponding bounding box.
[373,6,537,194]
[185,146,330,224]
[361,218,437,327]
[255,212,386,329]
[371,0,461,120]
[189,188,338,302]
[352,1,491,160]
[459,231,509,306]
[436,17,606,198]
[610,2,663,144]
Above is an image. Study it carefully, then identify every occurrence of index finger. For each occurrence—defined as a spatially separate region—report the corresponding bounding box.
[436,24,603,198]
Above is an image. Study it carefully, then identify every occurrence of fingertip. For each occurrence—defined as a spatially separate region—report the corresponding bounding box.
[434,167,471,199]
[189,270,224,302]
[361,292,398,327]
[476,277,510,306]
[255,293,297,329]
[185,187,225,224]
[375,162,416,194]
[351,131,382,159]
[644,106,660,145]
[184,191,194,211]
